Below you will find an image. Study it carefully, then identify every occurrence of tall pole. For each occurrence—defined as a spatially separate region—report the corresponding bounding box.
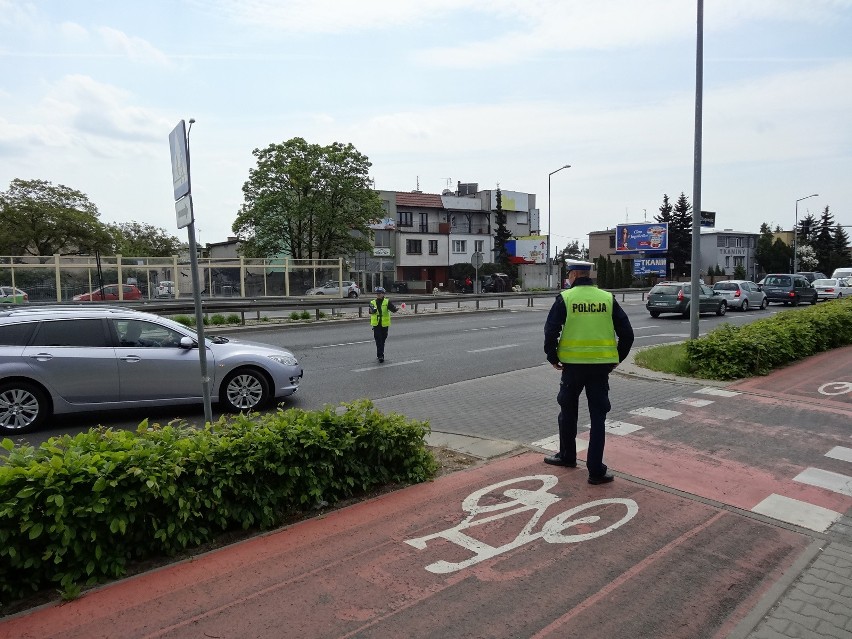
[793,193,819,273]
[689,0,704,340]
[547,164,571,288]
[185,119,213,425]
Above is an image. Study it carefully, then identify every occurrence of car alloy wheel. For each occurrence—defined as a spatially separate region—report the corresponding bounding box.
[740,300,749,312]
[0,381,49,434]
[716,302,726,316]
[222,369,270,412]
[760,297,768,310]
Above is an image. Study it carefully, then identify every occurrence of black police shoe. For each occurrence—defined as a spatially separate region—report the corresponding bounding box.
[543,455,577,468]
[588,472,615,485]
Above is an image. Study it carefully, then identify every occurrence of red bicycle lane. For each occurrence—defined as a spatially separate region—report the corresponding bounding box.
[1,452,808,639]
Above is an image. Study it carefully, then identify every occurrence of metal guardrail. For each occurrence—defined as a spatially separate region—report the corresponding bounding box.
[25,289,650,323]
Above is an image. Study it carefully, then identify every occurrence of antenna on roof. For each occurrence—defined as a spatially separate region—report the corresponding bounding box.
[416,176,420,191]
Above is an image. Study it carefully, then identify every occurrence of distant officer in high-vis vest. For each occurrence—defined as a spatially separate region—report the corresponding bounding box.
[543,260,634,484]
[369,287,399,363]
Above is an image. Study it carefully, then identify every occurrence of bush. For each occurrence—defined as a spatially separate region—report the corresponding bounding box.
[172,315,195,327]
[299,310,311,320]
[227,314,241,325]
[289,311,301,320]
[0,401,436,603]
[685,298,852,379]
[210,314,227,325]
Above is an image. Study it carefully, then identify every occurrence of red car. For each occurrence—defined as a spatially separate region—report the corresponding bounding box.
[73,284,143,301]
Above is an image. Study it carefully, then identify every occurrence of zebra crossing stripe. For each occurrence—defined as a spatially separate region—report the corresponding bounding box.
[529,435,588,453]
[826,446,852,463]
[694,387,740,397]
[629,407,681,420]
[678,398,714,407]
[751,494,841,532]
[793,468,852,497]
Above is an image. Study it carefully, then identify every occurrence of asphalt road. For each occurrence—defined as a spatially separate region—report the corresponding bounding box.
[18,293,802,446]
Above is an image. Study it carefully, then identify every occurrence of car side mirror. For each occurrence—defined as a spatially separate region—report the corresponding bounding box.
[180,336,195,349]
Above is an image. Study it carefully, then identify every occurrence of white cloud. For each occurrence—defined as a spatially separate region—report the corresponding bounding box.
[59,21,89,43]
[97,27,171,66]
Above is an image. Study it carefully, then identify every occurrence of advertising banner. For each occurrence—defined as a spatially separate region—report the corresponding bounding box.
[616,223,668,253]
[633,258,667,276]
[506,235,547,264]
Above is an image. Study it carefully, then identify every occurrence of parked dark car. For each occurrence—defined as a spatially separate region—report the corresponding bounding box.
[646,282,727,318]
[795,271,828,283]
[761,274,818,306]
[482,273,510,292]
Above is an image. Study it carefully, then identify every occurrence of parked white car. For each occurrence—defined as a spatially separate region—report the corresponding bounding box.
[305,281,361,298]
[831,267,852,280]
[157,281,176,298]
[812,278,852,300]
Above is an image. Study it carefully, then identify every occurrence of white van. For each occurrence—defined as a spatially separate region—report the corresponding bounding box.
[831,267,852,280]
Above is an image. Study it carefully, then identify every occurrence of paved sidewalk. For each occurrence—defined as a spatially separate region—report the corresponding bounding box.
[2,345,851,637]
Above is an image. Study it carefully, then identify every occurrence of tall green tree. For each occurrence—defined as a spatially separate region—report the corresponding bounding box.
[492,187,514,274]
[232,138,382,259]
[810,206,836,273]
[668,192,692,277]
[0,178,113,257]
[755,222,793,274]
[830,224,851,272]
[106,221,184,257]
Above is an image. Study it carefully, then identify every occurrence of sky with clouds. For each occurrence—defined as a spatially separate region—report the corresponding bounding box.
[1,0,850,251]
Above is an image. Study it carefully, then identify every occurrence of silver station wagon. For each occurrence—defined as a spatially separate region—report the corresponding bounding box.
[0,307,303,434]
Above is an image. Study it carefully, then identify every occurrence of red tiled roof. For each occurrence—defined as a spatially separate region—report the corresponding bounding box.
[395,192,444,208]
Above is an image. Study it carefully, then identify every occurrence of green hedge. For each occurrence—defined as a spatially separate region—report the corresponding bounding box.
[685,298,852,379]
[0,401,436,603]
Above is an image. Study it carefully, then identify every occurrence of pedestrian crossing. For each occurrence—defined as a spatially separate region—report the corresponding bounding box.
[529,386,851,533]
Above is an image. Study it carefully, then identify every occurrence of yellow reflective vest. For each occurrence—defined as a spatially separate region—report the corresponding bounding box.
[556,286,619,364]
[370,298,392,327]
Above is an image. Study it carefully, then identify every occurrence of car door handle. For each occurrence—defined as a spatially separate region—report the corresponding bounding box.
[119,355,141,363]
[31,353,54,361]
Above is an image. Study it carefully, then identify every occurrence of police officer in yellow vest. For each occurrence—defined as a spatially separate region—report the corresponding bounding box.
[543,259,634,484]
[369,287,399,363]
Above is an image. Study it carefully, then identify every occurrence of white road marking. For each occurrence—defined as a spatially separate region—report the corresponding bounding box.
[634,333,690,339]
[634,325,661,330]
[530,435,589,453]
[352,359,423,372]
[694,387,741,397]
[793,468,852,497]
[629,407,682,420]
[463,326,506,332]
[826,446,852,463]
[313,340,373,349]
[678,398,715,407]
[604,420,644,435]
[467,344,519,353]
[751,494,841,532]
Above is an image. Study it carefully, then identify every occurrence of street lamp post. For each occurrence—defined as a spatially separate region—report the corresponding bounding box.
[793,193,818,273]
[548,164,571,288]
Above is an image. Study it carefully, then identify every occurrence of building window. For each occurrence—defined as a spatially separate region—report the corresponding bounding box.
[717,236,725,247]
[398,211,413,227]
[406,239,422,254]
[419,212,428,233]
[429,240,438,254]
[734,256,744,267]
[735,237,743,247]
[452,240,466,253]
[725,256,730,268]
[374,230,391,248]
[474,240,484,253]
[516,212,528,225]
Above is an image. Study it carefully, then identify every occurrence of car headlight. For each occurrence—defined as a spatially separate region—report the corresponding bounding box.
[268,354,299,366]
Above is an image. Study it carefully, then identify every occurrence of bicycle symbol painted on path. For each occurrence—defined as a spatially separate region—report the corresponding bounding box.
[405,475,638,574]
[818,381,852,396]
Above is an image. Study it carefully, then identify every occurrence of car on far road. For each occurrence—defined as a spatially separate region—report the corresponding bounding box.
[0,306,303,434]
[646,282,727,318]
[73,284,143,302]
[812,278,852,301]
[831,267,852,280]
[760,274,818,306]
[156,280,176,298]
[795,271,827,283]
[712,280,768,311]
[305,280,361,298]
[0,286,28,304]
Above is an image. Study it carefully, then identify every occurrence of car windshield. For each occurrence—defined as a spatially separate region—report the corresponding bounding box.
[813,279,834,286]
[764,275,791,286]
[650,284,681,295]
[713,282,738,291]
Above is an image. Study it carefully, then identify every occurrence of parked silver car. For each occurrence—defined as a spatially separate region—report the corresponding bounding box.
[812,278,852,300]
[305,280,361,298]
[712,280,768,311]
[0,306,303,434]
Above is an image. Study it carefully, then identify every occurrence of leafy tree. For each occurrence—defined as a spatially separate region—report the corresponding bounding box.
[232,138,382,259]
[755,222,793,274]
[797,244,818,270]
[613,260,623,288]
[798,212,818,247]
[810,206,839,274]
[106,221,184,257]
[733,264,746,279]
[830,224,851,271]
[0,178,113,257]
[595,256,608,287]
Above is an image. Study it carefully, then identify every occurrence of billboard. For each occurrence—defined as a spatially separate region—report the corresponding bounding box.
[506,235,546,264]
[616,222,668,253]
[700,211,716,228]
[633,258,667,277]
